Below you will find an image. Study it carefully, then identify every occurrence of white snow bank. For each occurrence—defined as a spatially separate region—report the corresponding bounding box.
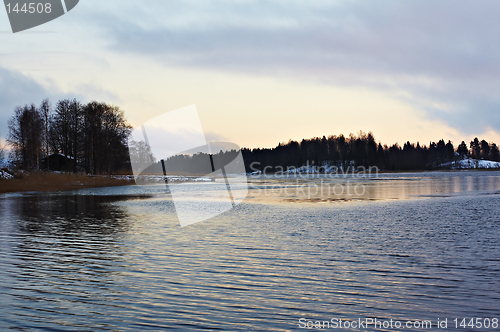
[112,175,214,183]
[442,158,500,169]
[0,170,14,179]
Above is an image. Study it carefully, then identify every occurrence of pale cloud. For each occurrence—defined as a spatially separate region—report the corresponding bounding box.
[1,0,499,147]
[95,0,500,136]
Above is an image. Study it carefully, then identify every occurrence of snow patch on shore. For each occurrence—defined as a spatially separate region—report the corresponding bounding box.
[441,158,500,169]
[112,175,214,183]
[0,170,14,179]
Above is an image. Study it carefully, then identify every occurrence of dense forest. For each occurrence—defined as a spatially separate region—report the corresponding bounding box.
[242,131,500,172]
[3,99,500,175]
[6,99,131,174]
[141,131,499,175]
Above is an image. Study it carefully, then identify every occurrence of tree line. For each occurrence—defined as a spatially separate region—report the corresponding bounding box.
[242,131,500,172]
[7,99,131,174]
[133,131,500,175]
[4,99,500,174]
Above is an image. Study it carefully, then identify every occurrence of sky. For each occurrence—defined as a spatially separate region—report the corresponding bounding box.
[1,0,500,149]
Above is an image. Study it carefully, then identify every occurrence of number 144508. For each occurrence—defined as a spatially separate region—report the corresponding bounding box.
[6,2,52,14]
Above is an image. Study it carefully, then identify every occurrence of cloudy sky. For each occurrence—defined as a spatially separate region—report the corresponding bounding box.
[1,0,499,148]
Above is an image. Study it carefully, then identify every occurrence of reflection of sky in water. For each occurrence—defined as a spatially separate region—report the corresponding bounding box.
[0,171,499,331]
[244,171,500,203]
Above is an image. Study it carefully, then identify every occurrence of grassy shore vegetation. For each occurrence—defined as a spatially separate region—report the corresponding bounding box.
[0,172,134,194]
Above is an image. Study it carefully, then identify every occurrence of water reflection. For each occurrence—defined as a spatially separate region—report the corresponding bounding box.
[246,171,500,202]
[4,194,134,235]
[0,173,499,331]
[0,195,136,331]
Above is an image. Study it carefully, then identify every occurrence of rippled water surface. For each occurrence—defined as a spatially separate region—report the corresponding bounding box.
[1,172,500,331]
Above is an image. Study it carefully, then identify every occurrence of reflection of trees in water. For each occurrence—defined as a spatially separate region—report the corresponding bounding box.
[4,195,136,276]
[11,195,133,237]
[1,195,140,325]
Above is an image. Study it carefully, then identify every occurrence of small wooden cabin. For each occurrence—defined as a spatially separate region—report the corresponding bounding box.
[41,153,76,172]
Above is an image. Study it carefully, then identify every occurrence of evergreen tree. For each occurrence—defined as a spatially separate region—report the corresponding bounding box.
[470,138,481,159]
[490,143,500,161]
[457,141,468,159]
[480,140,490,160]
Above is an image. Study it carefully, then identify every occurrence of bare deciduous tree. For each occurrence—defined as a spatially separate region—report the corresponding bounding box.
[8,98,132,174]
[39,99,51,169]
[0,138,6,167]
[83,102,131,174]
[8,104,44,170]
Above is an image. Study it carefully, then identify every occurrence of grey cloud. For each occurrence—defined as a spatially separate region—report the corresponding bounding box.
[0,67,50,138]
[0,67,105,139]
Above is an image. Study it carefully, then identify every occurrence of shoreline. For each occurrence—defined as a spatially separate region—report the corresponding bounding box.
[2,168,500,195]
[0,173,135,194]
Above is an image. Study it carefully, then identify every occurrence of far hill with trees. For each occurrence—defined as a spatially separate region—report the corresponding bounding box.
[242,132,500,172]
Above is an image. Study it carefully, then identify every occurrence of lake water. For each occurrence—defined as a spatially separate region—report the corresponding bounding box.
[1,171,500,331]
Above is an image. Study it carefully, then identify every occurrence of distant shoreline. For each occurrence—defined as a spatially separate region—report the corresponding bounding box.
[2,169,500,195]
